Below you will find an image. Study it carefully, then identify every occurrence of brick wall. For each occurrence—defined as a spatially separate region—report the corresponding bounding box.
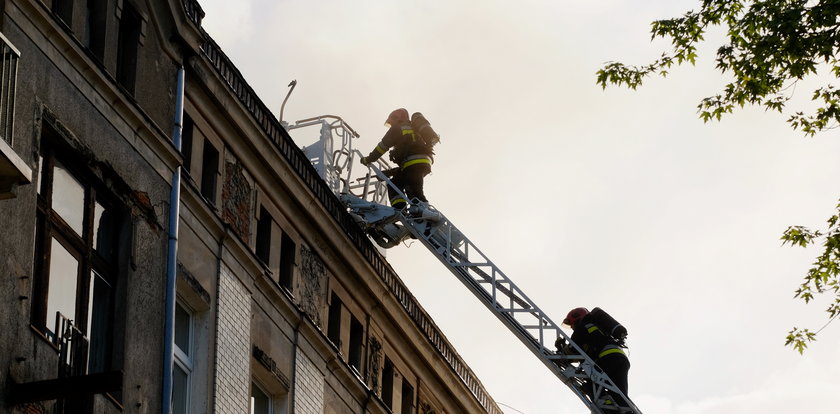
[214,264,251,414]
[294,351,324,414]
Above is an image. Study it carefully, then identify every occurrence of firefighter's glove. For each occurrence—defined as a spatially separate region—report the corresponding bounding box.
[359,156,371,166]
[554,337,567,352]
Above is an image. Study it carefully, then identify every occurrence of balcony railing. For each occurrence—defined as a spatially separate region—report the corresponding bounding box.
[53,313,90,378]
[0,32,19,146]
[181,0,205,27]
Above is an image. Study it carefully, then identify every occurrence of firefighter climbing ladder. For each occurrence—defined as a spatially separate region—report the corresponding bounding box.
[289,116,643,414]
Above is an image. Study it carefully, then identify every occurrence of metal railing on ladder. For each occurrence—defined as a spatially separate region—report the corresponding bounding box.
[287,116,643,414]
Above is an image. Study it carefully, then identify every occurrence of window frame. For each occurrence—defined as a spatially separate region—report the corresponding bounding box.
[51,0,75,27]
[83,0,108,61]
[326,292,342,348]
[348,315,364,374]
[31,135,123,386]
[250,380,273,414]
[172,300,194,414]
[115,3,142,93]
[255,205,273,266]
[277,232,295,291]
[401,379,415,414]
[382,356,394,408]
[199,139,219,202]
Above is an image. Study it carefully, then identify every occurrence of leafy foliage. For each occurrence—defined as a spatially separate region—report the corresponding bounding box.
[596,0,840,134]
[781,202,840,353]
[598,0,840,352]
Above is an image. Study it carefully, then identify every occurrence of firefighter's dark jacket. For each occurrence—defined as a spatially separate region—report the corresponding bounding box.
[569,314,627,361]
[365,121,434,169]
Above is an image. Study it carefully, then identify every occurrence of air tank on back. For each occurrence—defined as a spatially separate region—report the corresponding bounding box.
[411,112,440,146]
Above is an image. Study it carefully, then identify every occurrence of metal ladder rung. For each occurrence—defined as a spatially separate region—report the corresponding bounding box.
[325,147,643,414]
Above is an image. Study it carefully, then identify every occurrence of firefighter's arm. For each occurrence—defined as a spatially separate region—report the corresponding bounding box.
[361,139,391,165]
[361,126,402,165]
[555,337,578,356]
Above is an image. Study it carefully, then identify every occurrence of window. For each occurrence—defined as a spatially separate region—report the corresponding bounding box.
[382,357,394,408]
[348,316,363,373]
[278,233,295,290]
[250,382,271,414]
[326,292,342,347]
[401,381,415,414]
[33,133,122,378]
[180,113,195,172]
[172,301,193,414]
[83,0,107,61]
[255,207,272,265]
[116,4,141,93]
[52,0,74,26]
[0,33,20,146]
[200,140,219,201]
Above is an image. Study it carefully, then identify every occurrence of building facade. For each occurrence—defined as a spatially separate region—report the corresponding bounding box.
[0,1,503,413]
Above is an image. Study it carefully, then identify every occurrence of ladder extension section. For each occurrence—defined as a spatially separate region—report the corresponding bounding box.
[345,158,642,414]
[287,118,642,413]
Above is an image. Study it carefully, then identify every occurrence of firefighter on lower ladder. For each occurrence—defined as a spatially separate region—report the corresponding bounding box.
[359,108,434,210]
[556,307,631,409]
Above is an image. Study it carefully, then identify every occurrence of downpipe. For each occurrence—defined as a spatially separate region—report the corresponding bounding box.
[162,66,185,414]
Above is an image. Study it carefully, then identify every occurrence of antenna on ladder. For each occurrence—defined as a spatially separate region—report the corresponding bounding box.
[279,79,297,127]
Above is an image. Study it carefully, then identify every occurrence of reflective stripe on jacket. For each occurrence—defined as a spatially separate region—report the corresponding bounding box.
[401,154,432,169]
[365,122,434,167]
[571,321,627,362]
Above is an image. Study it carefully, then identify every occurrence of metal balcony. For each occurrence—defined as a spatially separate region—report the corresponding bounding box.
[0,31,29,200]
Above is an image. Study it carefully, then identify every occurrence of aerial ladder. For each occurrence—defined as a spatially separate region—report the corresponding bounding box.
[287,115,643,414]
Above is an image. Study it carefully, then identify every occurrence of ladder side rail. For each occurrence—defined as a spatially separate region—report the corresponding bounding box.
[411,226,610,414]
[403,211,642,413]
[354,152,641,413]
[390,213,629,413]
[361,158,627,412]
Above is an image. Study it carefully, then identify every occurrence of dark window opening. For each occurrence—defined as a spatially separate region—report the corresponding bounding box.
[401,381,415,414]
[348,316,363,373]
[251,382,271,414]
[382,357,394,408]
[84,0,107,61]
[32,127,124,397]
[200,141,219,202]
[278,233,295,290]
[327,293,342,347]
[52,0,74,26]
[180,113,194,173]
[172,363,188,414]
[255,207,272,265]
[116,5,141,93]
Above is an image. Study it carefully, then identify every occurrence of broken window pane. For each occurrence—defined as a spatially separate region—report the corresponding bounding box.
[53,161,86,236]
[93,200,115,262]
[47,237,79,329]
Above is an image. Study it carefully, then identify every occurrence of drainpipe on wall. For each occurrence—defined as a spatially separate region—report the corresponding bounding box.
[162,66,185,414]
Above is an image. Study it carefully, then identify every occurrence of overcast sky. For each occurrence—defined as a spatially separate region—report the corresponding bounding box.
[197,1,840,413]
